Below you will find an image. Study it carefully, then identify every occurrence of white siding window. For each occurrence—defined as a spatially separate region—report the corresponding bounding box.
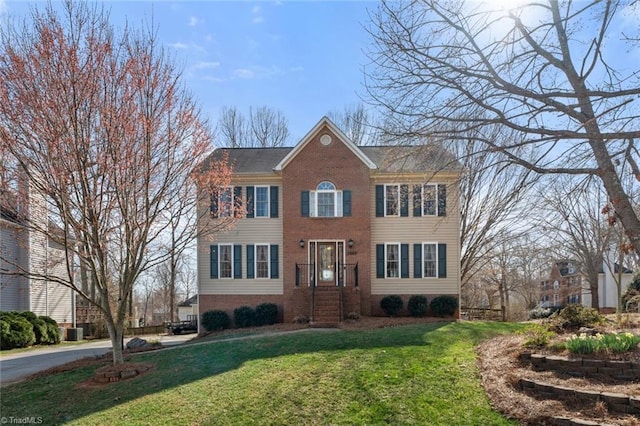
[256,244,270,279]
[219,244,233,278]
[423,243,437,278]
[386,243,400,278]
[218,187,233,218]
[385,185,399,216]
[255,186,269,217]
[310,182,343,217]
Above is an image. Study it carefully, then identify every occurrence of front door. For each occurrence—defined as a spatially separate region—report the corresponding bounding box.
[309,241,345,286]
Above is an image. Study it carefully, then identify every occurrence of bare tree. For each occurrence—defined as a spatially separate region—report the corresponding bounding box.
[217,105,290,147]
[0,1,239,364]
[327,103,380,146]
[366,0,640,257]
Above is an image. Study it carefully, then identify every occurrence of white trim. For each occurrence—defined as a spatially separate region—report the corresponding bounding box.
[254,186,270,218]
[385,243,401,278]
[218,244,234,279]
[422,242,438,278]
[255,243,270,279]
[274,116,377,171]
[384,184,400,217]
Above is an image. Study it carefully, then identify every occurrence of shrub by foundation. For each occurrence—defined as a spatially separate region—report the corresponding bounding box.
[380,295,403,317]
[234,306,256,328]
[201,310,231,331]
[408,295,428,317]
[430,296,458,317]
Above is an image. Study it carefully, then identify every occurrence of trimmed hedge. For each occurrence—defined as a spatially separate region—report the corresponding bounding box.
[430,296,458,317]
[201,310,231,331]
[0,311,60,349]
[408,295,428,317]
[255,303,278,326]
[380,295,403,317]
[234,306,256,328]
[0,312,36,350]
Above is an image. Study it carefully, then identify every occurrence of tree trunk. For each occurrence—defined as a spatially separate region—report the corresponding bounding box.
[106,319,125,365]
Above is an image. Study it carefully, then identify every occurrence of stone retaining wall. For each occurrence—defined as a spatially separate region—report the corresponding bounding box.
[518,378,640,416]
[522,352,640,381]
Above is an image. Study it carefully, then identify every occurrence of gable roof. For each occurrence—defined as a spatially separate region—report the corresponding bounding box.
[273,116,377,171]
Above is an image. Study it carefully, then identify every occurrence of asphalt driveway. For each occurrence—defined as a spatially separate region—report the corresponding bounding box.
[0,333,195,386]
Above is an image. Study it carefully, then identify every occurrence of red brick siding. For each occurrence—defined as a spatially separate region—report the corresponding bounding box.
[281,125,372,322]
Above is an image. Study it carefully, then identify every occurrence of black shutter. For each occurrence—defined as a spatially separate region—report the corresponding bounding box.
[438,243,447,278]
[414,243,422,278]
[246,244,255,279]
[376,244,385,278]
[375,185,384,217]
[400,185,409,217]
[233,245,242,278]
[210,245,218,279]
[413,185,422,217]
[246,186,254,218]
[438,184,447,217]
[301,191,310,217]
[210,191,218,218]
[234,187,242,217]
[401,244,409,278]
[343,190,352,217]
[270,186,279,218]
[270,244,279,279]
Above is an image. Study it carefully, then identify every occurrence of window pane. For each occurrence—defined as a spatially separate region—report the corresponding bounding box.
[317,181,335,191]
[386,185,398,216]
[256,187,269,217]
[423,244,436,278]
[256,245,269,278]
[386,245,399,278]
[220,245,232,278]
[219,188,233,217]
[317,192,335,217]
[423,185,436,216]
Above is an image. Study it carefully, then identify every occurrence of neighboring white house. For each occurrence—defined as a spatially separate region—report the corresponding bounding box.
[581,253,634,312]
[177,295,198,321]
[0,178,75,326]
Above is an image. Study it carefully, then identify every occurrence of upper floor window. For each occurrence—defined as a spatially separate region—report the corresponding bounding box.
[255,186,269,217]
[309,181,343,217]
[218,187,233,218]
[422,185,437,216]
[385,185,399,216]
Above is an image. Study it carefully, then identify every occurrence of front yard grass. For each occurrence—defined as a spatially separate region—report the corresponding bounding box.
[1,321,527,425]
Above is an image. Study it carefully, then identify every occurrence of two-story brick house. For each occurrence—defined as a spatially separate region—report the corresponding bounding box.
[197,117,461,325]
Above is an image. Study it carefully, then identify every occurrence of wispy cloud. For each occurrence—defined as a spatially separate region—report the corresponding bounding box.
[189,16,203,27]
[251,5,263,24]
[168,42,189,50]
[0,0,7,16]
[233,68,255,79]
[194,61,221,70]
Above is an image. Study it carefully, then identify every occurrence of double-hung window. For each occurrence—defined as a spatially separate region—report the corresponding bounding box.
[385,185,399,216]
[386,243,400,278]
[255,186,269,217]
[219,244,233,278]
[309,181,343,217]
[422,185,437,216]
[423,243,437,278]
[255,244,270,278]
[218,187,233,218]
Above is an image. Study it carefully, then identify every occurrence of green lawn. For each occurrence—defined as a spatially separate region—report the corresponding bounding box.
[1,321,527,425]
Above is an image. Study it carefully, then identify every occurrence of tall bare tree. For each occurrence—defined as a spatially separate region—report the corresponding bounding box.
[365,0,640,257]
[328,103,380,146]
[217,105,290,147]
[0,1,239,364]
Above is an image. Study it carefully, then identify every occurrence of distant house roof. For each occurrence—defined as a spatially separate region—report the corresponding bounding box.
[599,263,634,274]
[178,295,198,307]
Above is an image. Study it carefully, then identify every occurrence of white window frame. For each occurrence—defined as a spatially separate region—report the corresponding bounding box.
[422,184,437,216]
[218,244,234,279]
[255,244,270,279]
[309,181,343,217]
[218,186,233,218]
[385,184,400,217]
[255,186,270,218]
[422,242,438,278]
[385,243,401,278]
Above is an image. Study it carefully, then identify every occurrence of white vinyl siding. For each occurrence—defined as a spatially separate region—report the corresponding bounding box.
[371,180,460,295]
[198,180,283,295]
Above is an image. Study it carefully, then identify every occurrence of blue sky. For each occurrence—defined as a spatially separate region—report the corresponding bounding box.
[1,0,375,142]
